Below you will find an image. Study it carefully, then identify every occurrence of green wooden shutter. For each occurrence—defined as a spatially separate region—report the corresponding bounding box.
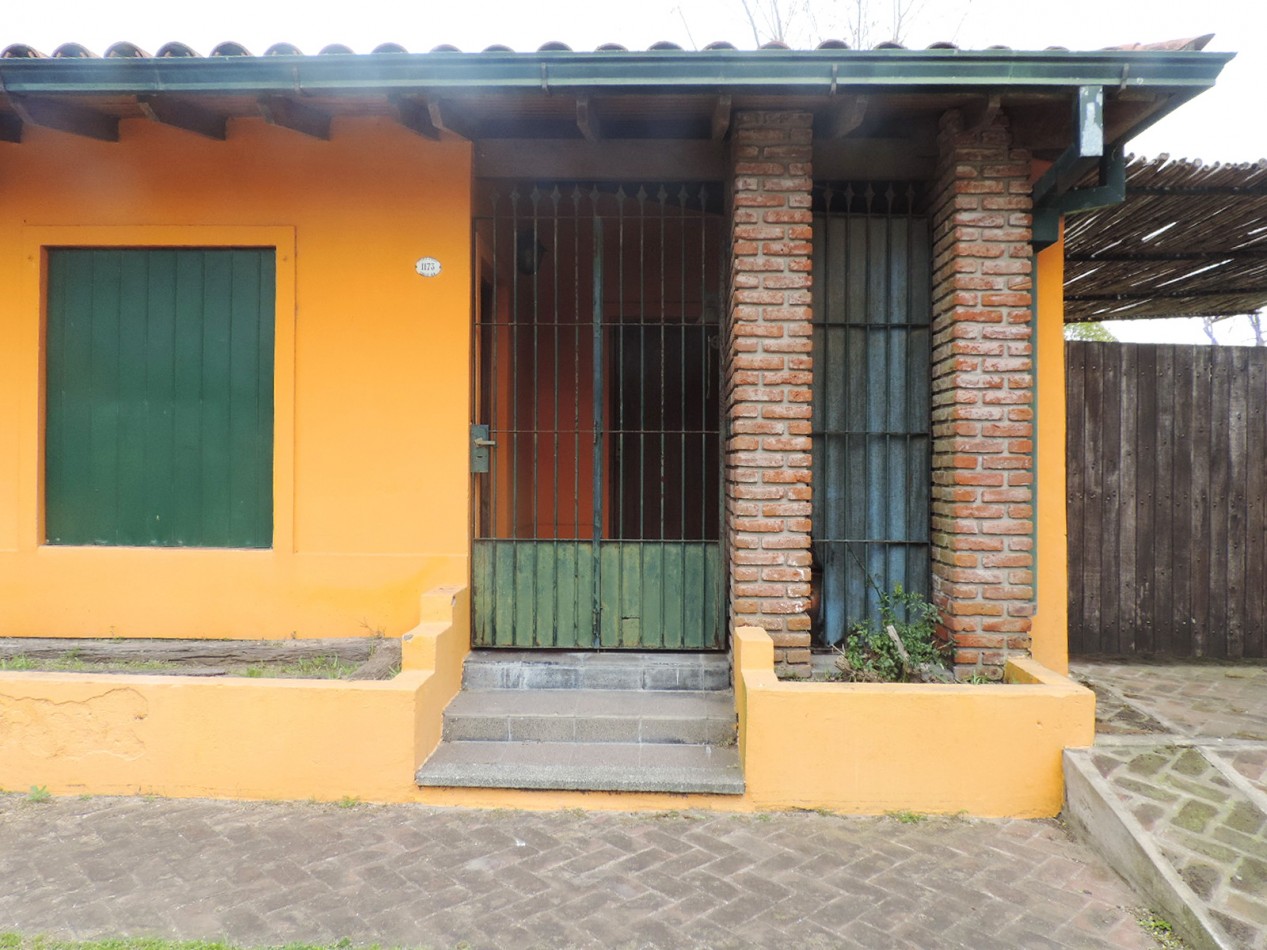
[46,248,275,547]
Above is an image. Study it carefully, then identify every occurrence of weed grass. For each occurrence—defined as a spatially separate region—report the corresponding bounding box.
[0,937,418,950]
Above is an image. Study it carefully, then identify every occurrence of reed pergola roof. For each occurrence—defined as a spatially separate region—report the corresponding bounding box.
[1064,156,1267,322]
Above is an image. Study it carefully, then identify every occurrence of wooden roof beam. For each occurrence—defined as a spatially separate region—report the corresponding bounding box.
[258,95,330,139]
[963,93,1002,132]
[823,95,868,140]
[425,99,476,140]
[137,95,227,140]
[576,96,603,142]
[7,94,117,141]
[711,95,732,141]
[0,113,21,142]
[390,96,441,140]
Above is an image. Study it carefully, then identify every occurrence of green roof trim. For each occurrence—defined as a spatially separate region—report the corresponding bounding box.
[0,49,1234,97]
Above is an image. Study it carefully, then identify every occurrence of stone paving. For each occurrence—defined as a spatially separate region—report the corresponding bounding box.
[1071,660,1267,741]
[1072,659,1267,950]
[0,795,1160,950]
[1088,745,1267,949]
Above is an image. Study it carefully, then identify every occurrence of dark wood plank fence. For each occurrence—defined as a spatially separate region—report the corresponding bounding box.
[1067,342,1267,658]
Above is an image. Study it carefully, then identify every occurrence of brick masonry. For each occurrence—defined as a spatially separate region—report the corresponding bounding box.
[725,111,816,677]
[928,110,1037,680]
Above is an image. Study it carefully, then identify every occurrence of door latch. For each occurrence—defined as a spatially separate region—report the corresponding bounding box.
[470,424,495,473]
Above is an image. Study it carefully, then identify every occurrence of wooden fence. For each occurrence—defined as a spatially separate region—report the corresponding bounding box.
[1066,342,1267,658]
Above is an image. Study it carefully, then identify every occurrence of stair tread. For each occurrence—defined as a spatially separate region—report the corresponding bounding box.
[446,688,735,719]
[417,739,744,794]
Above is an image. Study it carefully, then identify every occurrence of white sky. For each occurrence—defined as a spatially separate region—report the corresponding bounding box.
[7,0,1264,343]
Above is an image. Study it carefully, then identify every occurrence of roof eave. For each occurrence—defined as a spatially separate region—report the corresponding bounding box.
[0,49,1235,97]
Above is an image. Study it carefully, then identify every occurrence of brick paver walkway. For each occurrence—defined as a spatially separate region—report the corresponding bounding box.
[0,795,1158,950]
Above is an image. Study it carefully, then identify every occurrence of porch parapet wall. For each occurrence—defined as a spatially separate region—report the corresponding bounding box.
[929,109,1036,680]
[725,110,815,677]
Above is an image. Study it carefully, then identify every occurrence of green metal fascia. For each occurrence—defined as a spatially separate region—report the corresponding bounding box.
[0,49,1233,97]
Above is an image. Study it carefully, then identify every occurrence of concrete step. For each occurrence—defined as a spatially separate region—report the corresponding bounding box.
[442,688,736,745]
[416,739,744,794]
[461,650,730,692]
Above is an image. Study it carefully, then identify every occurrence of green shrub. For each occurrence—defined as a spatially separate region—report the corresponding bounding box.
[835,583,948,683]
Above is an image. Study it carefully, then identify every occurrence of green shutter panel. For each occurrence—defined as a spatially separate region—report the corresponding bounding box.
[46,248,275,548]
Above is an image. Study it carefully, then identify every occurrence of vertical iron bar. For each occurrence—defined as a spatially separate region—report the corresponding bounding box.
[551,186,561,645]
[530,186,542,646]
[616,187,627,644]
[509,189,521,646]
[591,211,605,647]
[658,186,668,648]
[637,187,647,647]
[679,186,689,644]
[572,187,582,638]
[509,189,520,545]
[487,194,501,641]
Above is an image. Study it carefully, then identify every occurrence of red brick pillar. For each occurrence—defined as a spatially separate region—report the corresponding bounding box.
[929,110,1036,680]
[725,111,814,677]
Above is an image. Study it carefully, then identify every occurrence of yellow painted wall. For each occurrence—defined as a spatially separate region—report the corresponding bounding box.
[0,616,1094,815]
[734,626,1094,817]
[0,118,473,637]
[1033,233,1069,672]
[0,585,470,802]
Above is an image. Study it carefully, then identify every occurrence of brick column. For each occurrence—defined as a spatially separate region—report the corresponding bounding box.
[929,110,1036,680]
[725,111,815,677]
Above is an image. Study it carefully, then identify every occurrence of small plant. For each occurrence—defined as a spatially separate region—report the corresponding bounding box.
[335,795,362,809]
[0,656,36,672]
[886,809,927,824]
[1137,911,1183,948]
[834,582,948,683]
[26,785,52,804]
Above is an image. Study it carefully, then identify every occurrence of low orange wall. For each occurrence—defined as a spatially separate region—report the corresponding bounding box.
[734,626,1094,817]
[0,586,470,803]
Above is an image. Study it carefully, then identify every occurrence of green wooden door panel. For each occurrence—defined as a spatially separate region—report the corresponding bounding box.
[473,540,721,649]
[46,248,275,547]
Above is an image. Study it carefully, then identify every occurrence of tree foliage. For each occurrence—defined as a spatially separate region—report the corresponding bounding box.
[1064,322,1117,342]
[736,0,928,49]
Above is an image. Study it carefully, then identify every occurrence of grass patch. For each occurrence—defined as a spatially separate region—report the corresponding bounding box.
[1,653,362,680]
[25,786,51,804]
[885,809,928,824]
[0,938,411,950]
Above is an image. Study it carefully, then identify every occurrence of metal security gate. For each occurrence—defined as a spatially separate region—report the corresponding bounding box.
[810,183,932,646]
[471,183,724,649]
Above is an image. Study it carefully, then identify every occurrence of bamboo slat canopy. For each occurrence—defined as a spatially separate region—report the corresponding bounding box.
[1064,155,1267,321]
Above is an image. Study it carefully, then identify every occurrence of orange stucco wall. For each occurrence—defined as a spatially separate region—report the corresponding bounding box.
[0,118,474,638]
[1032,234,1069,672]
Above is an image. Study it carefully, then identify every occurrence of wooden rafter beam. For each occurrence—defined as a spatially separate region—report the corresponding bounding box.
[823,95,868,140]
[1068,250,1267,263]
[137,95,227,140]
[575,96,603,142]
[7,95,118,142]
[963,93,1002,132]
[389,96,441,140]
[1067,289,1267,301]
[0,113,21,143]
[426,99,476,140]
[711,95,732,141]
[258,96,330,140]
